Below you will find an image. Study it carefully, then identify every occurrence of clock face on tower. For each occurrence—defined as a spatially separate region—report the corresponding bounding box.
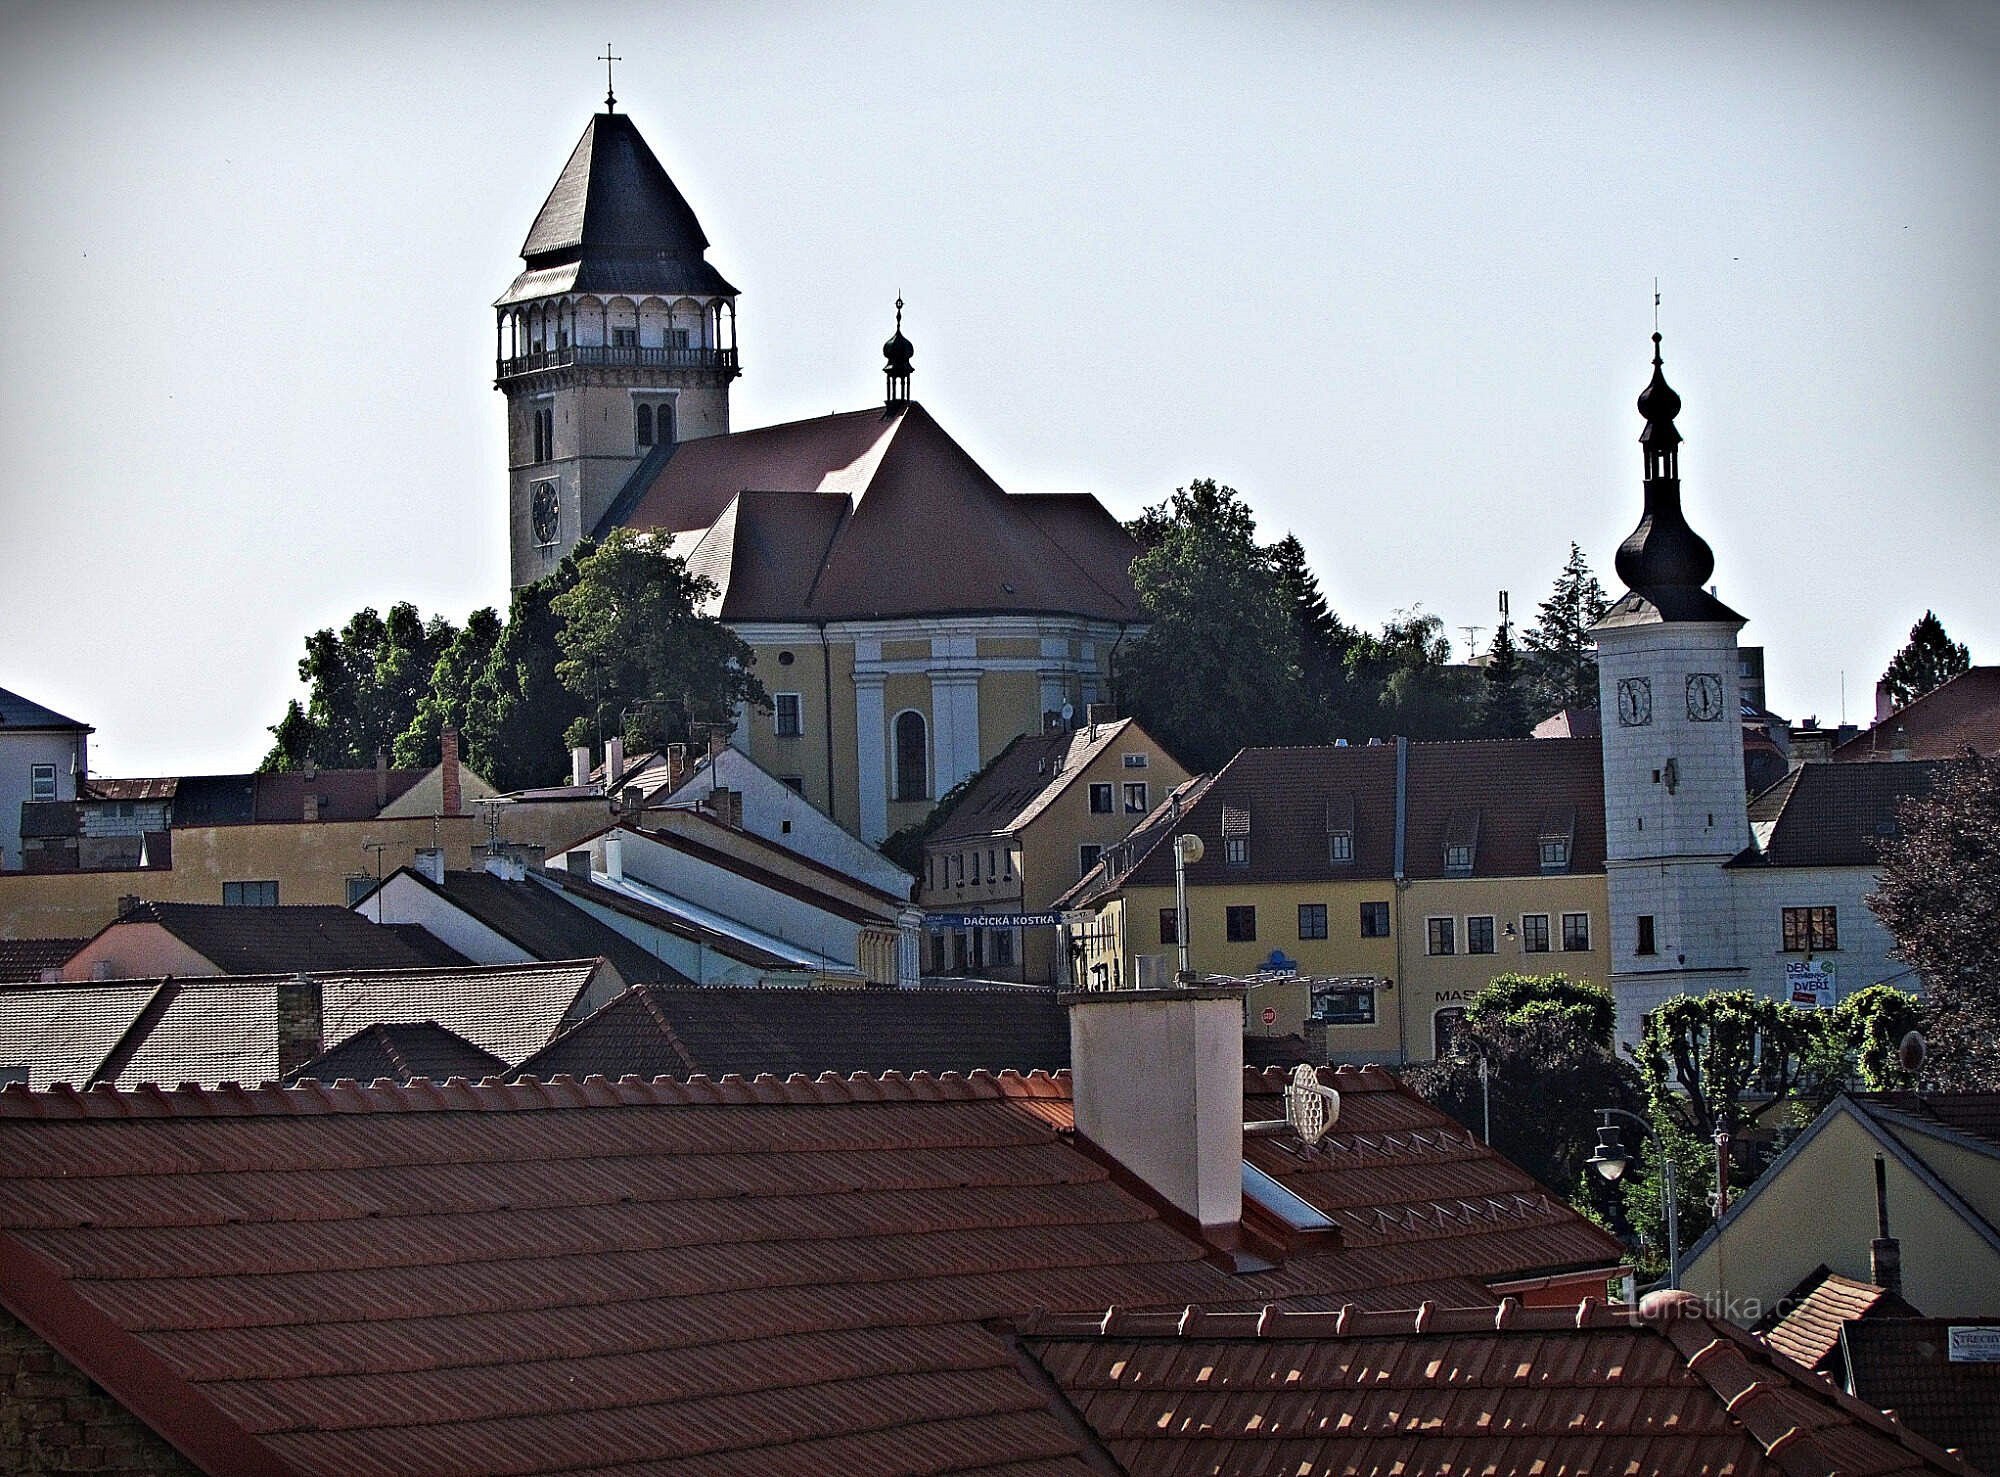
[530,480,560,547]
[1616,677,1653,727]
[1686,673,1726,722]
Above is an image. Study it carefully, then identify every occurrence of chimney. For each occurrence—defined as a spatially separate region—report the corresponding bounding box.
[303,792,320,822]
[1889,725,1911,762]
[604,830,625,882]
[565,849,592,880]
[413,847,445,885]
[277,972,324,1079]
[117,894,143,920]
[375,747,389,809]
[571,745,592,787]
[1875,679,1896,725]
[1065,985,1246,1235]
[1871,1154,1903,1297]
[607,736,625,788]
[440,727,463,816]
[1086,702,1118,729]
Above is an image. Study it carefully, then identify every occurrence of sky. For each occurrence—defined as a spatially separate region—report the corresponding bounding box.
[1,0,1994,778]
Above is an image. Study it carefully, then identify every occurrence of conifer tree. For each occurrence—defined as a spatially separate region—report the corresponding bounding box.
[1481,621,1531,738]
[1522,543,1609,716]
[1879,610,1971,711]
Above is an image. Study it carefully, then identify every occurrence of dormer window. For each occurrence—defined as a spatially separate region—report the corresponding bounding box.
[1328,832,1353,864]
[1222,804,1251,866]
[1325,793,1355,866]
[1540,839,1569,869]
[1442,807,1480,877]
[1538,805,1576,874]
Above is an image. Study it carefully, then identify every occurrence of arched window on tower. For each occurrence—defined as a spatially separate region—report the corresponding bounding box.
[658,400,676,445]
[893,710,928,802]
[635,403,654,449]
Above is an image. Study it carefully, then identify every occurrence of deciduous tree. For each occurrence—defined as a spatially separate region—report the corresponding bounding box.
[1870,752,2000,1088]
[260,603,458,771]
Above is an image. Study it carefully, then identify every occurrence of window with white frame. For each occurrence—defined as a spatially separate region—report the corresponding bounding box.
[1562,912,1591,951]
[1122,753,1148,769]
[223,880,278,907]
[773,693,803,737]
[29,764,56,803]
[1522,913,1551,953]
[1467,916,1496,954]
[1123,781,1148,813]
[1079,844,1104,879]
[1427,917,1455,955]
[1088,783,1114,813]
[1328,831,1353,864]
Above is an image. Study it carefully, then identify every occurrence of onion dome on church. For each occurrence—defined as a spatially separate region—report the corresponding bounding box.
[1601,331,1742,627]
[883,297,914,407]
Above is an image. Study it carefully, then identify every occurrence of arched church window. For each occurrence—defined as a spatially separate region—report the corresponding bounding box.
[635,403,654,448]
[657,400,676,445]
[893,710,927,802]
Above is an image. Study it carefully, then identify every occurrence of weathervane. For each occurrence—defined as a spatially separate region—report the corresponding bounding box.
[1653,276,1661,332]
[599,44,622,112]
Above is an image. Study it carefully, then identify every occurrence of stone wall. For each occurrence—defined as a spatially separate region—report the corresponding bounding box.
[0,1308,201,1476]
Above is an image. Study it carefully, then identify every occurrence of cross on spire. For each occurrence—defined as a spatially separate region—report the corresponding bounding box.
[599,45,622,112]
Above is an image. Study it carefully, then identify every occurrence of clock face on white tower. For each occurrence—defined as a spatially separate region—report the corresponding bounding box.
[1685,673,1726,722]
[1616,677,1653,727]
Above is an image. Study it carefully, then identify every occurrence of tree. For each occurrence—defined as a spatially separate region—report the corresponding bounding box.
[1879,610,1971,711]
[1635,991,1824,1142]
[1407,973,1639,1198]
[461,560,588,792]
[1114,480,1301,773]
[260,603,458,771]
[1521,543,1608,716]
[1349,608,1483,741]
[551,527,769,755]
[394,607,503,768]
[1480,621,1531,738]
[1870,752,2000,1088]
[1268,533,1361,743]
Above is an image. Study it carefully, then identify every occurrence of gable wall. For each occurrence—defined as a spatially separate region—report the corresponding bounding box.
[0,1309,202,1475]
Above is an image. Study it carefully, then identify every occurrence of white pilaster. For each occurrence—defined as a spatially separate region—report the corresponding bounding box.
[855,673,888,844]
[930,675,982,795]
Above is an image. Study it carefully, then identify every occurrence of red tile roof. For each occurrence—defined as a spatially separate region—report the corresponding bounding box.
[1761,1266,1919,1373]
[614,402,1141,624]
[0,937,84,984]
[1859,1090,2000,1154]
[1843,1318,2000,1475]
[929,719,1141,845]
[0,1063,1625,1475]
[1834,668,2000,763]
[1018,1294,1976,1476]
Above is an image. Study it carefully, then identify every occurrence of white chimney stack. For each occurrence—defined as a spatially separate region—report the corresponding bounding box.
[414,847,445,885]
[571,745,592,787]
[1065,985,1245,1234]
[604,830,625,883]
[607,736,625,787]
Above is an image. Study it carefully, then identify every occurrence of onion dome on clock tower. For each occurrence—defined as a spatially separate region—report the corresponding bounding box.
[883,297,914,409]
[1601,331,1742,626]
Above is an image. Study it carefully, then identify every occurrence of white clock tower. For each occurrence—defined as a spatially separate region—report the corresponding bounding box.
[1593,332,1751,1049]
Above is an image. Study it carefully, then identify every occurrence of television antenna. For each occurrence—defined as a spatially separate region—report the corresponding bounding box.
[1460,625,1484,659]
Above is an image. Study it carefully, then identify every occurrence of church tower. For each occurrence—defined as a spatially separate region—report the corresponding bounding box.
[496,95,740,588]
[1593,332,1751,1048]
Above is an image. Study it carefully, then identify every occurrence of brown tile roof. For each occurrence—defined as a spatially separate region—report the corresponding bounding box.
[0,937,84,984]
[514,982,1071,1081]
[1056,774,1217,908]
[0,1063,1630,1475]
[1018,1295,1976,1477]
[930,719,1139,845]
[1761,1266,1921,1373]
[1736,760,1952,869]
[0,980,164,1088]
[1834,668,2000,762]
[78,775,179,801]
[283,1021,508,1086]
[1533,704,1602,739]
[1858,1091,2000,1154]
[100,901,464,975]
[612,402,1141,624]
[1099,738,1604,891]
[1843,1319,2000,1475]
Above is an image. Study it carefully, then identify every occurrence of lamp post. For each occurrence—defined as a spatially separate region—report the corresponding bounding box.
[1586,1106,1680,1289]
[1171,834,1203,982]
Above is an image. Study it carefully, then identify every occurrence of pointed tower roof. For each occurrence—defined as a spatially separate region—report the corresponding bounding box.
[498,112,738,306]
[1599,332,1743,629]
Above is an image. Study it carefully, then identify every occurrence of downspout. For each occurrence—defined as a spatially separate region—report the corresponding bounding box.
[1392,734,1410,1065]
[819,622,837,820]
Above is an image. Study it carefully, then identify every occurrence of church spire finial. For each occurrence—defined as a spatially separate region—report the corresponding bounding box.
[1614,325,1712,596]
[599,44,622,113]
[883,294,914,410]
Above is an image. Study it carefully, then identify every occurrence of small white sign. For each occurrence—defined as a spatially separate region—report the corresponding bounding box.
[1784,958,1836,1009]
[1949,1326,2000,1363]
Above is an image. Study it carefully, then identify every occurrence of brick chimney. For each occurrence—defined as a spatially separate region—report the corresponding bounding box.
[1064,985,1246,1236]
[277,973,323,1079]
[440,727,463,816]
[1871,1154,1904,1297]
[375,746,389,809]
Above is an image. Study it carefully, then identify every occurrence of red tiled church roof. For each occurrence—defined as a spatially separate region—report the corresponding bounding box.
[0,1064,1623,1475]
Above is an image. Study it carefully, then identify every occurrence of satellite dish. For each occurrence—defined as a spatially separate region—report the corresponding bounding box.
[1060,702,1075,727]
[1284,1064,1340,1147]
[1898,1030,1926,1074]
[1176,833,1204,865]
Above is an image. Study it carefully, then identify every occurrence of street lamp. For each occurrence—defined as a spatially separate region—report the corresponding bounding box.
[1172,833,1203,982]
[1587,1106,1680,1289]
